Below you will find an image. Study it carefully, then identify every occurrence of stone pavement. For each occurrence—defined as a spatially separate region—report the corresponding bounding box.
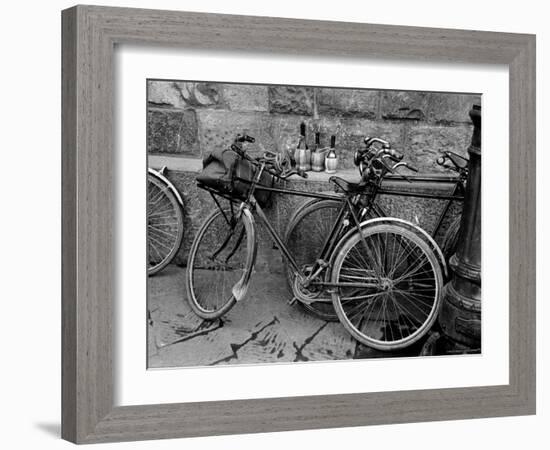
[148,265,423,368]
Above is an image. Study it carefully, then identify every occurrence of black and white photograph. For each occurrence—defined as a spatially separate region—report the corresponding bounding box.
[146,80,482,368]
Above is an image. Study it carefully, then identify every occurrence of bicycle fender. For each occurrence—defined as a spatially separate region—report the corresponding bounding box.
[362,217,448,278]
[231,207,258,302]
[148,167,184,208]
[328,217,448,279]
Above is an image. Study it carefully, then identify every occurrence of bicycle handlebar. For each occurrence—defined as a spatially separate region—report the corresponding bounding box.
[375,148,404,161]
[364,136,390,148]
[357,136,420,184]
[230,133,256,158]
[393,161,418,173]
[356,137,404,164]
[229,134,308,180]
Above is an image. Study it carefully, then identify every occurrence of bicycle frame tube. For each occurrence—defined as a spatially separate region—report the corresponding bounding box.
[253,197,354,279]
[244,163,351,279]
[431,182,464,237]
[360,176,464,238]
[242,183,342,201]
[375,188,463,201]
[248,177,463,205]
[253,203,301,273]
[199,162,465,284]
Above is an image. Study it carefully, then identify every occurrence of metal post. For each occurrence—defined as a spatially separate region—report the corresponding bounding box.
[437,104,482,349]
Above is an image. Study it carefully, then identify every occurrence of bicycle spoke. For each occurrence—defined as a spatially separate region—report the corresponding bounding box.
[391,248,431,282]
[147,173,184,275]
[389,293,426,327]
[389,296,420,335]
[393,289,436,310]
[148,233,172,251]
[385,234,409,278]
[333,223,442,349]
[187,209,251,317]
[389,297,405,341]
[340,291,385,302]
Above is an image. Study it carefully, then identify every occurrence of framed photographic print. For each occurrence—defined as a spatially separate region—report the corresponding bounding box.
[62,5,536,444]
[145,79,480,369]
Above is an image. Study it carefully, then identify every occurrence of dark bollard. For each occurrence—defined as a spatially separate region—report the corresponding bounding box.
[437,104,482,349]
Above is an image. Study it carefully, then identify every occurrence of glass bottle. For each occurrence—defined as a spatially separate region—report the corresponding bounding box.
[294,122,311,171]
[325,135,338,174]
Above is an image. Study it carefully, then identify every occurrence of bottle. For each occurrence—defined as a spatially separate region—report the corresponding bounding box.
[311,132,328,172]
[325,135,338,174]
[295,122,311,172]
[313,132,320,152]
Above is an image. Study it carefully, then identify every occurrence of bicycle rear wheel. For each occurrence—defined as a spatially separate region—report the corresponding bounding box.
[284,199,343,321]
[147,173,184,276]
[186,208,256,320]
[331,223,443,350]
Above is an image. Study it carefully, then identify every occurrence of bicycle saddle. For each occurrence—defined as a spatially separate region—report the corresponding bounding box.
[329,176,366,193]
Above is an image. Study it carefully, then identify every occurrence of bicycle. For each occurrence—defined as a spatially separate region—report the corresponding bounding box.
[147,167,185,276]
[284,137,468,320]
[186,134,447,351]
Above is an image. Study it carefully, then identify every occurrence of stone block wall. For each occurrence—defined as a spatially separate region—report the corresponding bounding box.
[147,80,480,270]
[148,80,479,169]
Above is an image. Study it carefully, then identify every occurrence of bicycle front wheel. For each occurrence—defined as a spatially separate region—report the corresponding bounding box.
[186,208,256,320]
[147,173,184,276]
[331,223,443,350]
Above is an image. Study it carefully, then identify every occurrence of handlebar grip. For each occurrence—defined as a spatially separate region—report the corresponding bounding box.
[235,134,255,143]
[436,156,446,166]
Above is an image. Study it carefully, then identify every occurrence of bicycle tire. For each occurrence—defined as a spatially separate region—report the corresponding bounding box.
[186,208,256,320]
[147,172,184,276]
[331,223,443,350]
[440,217,461,262]
[283,198,349,321]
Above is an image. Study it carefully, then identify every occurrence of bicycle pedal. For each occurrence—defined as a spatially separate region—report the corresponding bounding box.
[288,297,298,306]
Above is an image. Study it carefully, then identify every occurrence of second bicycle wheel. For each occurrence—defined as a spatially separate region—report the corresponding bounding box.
[284,198,343,321]
[186,208,256,320]
[330,223,443,350]
[147,172,184,276]
[440,217,461,262]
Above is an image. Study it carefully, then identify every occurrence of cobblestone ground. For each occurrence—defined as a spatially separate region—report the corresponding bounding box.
[148,265,424,368]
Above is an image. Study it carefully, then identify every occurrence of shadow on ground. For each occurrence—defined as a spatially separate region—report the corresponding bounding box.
[148,265,428,368]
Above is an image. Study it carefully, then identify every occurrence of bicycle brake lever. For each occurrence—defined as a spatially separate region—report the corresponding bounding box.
[380,154,399,168]
[391,162,417,183]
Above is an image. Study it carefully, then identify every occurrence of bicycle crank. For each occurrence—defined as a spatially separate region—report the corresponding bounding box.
[291,265,332,306]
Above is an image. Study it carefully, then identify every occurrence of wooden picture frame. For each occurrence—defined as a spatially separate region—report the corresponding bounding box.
[61,5,536,443]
